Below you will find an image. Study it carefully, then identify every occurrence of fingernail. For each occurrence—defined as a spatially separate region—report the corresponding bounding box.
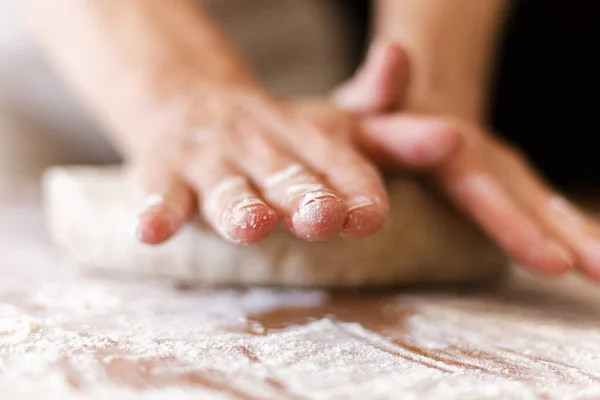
[138,194,166,215]
[223,199,276,244]
[233,198,268,212]
[292,191,346,240]
[299,191,339,209]
[547,240,575,269]
[342,196,386,238]
[226,198,269,232]
[346,196,375,212]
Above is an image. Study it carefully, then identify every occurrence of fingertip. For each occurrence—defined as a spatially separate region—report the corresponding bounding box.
[512,240,574,275]
[291,192,347,241]
[225,201,278,245]
[371,40,408,74]
[363,40,409,111]
[333,40,408,114]
[136,211,177,245]
[134,174,193,245]
[341,198,387,238]
[360,116,463,169]
[415,120,463,167]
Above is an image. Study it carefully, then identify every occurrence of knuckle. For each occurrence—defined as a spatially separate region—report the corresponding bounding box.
[431,117,468,141]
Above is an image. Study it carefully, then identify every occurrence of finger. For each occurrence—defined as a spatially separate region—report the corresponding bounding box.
[433,130,573,273]
[233,127,347,241]
[291,120,389,238]
[332,40,409,114]
[183,152,277,244]
[490,142,600,279]
[359,114,462,169]
[440,171,572,274]
[327,147,389,238]
[547,196,600,280]
[135,166,194,245]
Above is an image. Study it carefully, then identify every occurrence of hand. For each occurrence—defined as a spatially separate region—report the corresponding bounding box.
[19,0,397,247]
[335,41,600,281]
[133,70,393,246]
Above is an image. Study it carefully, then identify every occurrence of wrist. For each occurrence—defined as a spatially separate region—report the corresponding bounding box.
[406,75,488,123]
[374,0,509,123]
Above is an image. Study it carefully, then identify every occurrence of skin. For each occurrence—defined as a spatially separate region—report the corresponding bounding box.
[15,0,600,281]
[17,0,392,244]
[374,0,600,280]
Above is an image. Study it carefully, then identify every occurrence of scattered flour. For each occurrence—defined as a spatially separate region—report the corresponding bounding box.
[3,199,600,399]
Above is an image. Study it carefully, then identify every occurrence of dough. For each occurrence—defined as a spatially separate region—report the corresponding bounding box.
[42,165,507,287]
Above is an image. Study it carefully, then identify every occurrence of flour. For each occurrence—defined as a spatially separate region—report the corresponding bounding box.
[4,198,600,399]
[4,299,600,400]
[28,284,123,312]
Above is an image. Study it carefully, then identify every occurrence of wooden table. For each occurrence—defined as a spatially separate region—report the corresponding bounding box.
[3,198,600,399]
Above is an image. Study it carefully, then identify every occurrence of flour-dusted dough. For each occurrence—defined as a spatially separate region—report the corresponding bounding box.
[42,166,507,287]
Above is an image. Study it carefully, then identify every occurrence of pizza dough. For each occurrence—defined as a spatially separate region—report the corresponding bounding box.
[42,165,507,287]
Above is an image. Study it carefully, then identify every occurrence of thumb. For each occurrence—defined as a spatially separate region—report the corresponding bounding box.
[332,41,409,115]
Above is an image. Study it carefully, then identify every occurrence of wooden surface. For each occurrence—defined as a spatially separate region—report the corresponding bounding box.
[3,199,600,399]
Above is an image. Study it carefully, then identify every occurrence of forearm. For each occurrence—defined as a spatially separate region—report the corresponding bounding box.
[16,0,256,149]
[374,0,510,121]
